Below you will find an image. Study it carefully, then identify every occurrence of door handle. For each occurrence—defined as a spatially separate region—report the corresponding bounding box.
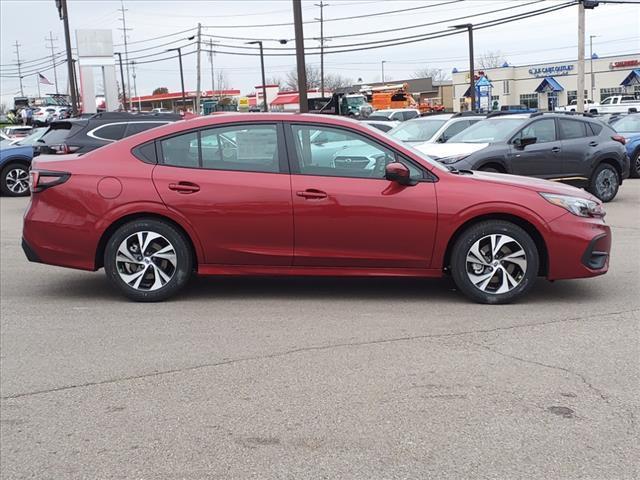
[589,141,598,147]
[169,182,200,194]
[551,147,561,153]
[296,189,328,200]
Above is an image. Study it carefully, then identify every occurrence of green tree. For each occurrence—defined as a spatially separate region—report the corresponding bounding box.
[152,87,169,95]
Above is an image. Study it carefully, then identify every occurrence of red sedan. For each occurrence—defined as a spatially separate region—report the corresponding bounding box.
[22,113,611,304]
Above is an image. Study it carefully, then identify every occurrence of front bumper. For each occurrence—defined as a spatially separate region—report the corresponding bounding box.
[546,212,611,280]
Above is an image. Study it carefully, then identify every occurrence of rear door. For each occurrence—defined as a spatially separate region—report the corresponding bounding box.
[509,118,562,178]
[285,123,438,268]
[152,122,294,265]
[558,118,591,180]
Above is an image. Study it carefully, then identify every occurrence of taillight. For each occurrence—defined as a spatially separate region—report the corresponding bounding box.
[611,135,626,145]
[29,170,71,193]
[50,144,80,154]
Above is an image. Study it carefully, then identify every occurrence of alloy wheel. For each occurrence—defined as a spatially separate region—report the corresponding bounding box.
[5,167,29,194]
[595,168,618,201]
[465,234,527,294]
[115,231,177,291]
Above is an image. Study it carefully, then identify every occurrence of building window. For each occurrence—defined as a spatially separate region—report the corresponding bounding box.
[567,90,588,104]
[503,80,510,95]
[520,93,538,109]
[600,87,623,102]
[634,85,640,99]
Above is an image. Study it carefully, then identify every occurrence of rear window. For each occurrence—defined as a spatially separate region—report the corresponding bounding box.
[39,125,73,144]
[125,122,168,137]
[588,122,603,136]
[90,123,127,141]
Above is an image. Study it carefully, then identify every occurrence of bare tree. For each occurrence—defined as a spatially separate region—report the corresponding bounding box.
[265,76,284,89]
[285,64,352,91]
[411,67,450,82]
[476,51,507,70]
[215,71,229,94]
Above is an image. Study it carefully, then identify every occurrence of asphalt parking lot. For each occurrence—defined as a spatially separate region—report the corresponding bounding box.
[1,182,638,480]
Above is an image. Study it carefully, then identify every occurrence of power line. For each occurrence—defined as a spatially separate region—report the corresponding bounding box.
[202,0,464,28]
[113,27,196,47]
[0,60,67,79]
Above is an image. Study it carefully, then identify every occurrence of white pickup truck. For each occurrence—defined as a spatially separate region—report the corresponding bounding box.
[588,95,640,114]
[555,99,596,112]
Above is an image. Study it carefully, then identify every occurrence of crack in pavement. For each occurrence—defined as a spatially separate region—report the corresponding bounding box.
[466,340,638,432]
[2,308,638,401]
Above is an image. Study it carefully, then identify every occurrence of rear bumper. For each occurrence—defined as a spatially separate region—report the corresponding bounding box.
[21,238,41,263]
[546,213,611,280]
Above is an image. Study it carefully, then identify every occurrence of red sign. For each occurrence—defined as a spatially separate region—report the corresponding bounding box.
[609,60,640,70]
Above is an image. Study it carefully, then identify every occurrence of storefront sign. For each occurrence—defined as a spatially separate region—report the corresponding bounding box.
[528,64,574,77]
[609,59,639,70]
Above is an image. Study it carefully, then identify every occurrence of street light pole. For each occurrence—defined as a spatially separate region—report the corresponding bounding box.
[590,34,597,102]
[57,0,79,115]
[247,41,268,112]
[167,47,187,112]
[381,60,386,83]
[451,23,475,111]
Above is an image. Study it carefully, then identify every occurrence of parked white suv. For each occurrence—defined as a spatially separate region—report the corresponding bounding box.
[388,113,485,144]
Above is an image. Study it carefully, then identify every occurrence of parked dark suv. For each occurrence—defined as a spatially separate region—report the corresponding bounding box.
[416,112,629,201]
[37,112,181,155]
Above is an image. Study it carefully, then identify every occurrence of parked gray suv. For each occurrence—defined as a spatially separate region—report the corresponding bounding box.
[416,112,629,201]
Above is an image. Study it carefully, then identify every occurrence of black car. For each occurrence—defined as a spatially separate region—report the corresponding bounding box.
[37,112,182,155]
[416,112,629,202]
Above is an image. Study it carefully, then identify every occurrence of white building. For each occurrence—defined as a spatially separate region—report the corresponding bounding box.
[452,53,640,112]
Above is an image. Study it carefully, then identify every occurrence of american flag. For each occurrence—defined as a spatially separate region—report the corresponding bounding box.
[38,73,53,85]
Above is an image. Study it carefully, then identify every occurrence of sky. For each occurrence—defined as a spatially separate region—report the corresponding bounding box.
[0,0,639,107]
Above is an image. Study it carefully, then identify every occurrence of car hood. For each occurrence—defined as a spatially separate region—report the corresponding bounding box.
[0,144,33,156]
[413,142,489,158]
[467,170,598,201]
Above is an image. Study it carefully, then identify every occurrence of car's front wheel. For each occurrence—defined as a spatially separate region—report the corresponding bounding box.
[1,162,30,197]
[450,220,539,304]
[588,163,619,202]
[104,219,193,302]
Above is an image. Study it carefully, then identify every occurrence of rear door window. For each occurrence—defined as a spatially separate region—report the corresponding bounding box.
[160,132,199,168]
[558,119,587,140]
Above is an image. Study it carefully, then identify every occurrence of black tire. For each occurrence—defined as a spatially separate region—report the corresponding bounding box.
[630,150,640,179]
[479,165,501,173]
[1,162,30,197]
[450,220,539,304]
[588,163,619,202]
[104,218,193,302]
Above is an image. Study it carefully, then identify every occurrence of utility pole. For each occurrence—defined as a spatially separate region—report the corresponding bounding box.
[45,32,59,93]
[293,0,308,113]
[195,23,202,114]
[451,23,475,111]
[13,41,24,96]
[58,0,78,114]
[381,60,386,83]
[118,0,132,106]
[115,52,127,111]
[168,47,187,112]
[209,38,216,98]
[315,1,327,97]
[247,41,268,112]
[577,1,585,113]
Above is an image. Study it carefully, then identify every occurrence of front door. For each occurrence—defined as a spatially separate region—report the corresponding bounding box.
[509,118,563,179]
[152,123,293,265]
[286,123,438,268]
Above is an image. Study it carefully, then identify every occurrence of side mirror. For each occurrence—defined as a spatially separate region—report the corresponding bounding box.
[514,136,537,149]
[385,162,414,186]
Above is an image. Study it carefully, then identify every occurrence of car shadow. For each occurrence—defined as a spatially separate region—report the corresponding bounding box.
[35,271,605,305]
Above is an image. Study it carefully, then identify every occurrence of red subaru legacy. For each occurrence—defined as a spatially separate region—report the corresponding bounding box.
[23,113,610,304]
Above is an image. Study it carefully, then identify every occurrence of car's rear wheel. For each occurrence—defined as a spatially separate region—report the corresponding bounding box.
[450,220,539,304]
[104,219,193,302]
[1,162,30,197]
[588,163,619,202]
[630,150,640,178]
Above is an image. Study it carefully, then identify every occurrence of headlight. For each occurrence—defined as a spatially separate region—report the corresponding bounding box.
[437,154,469,164]
[540,193,605,218]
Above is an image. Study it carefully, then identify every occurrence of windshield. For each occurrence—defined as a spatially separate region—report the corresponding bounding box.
[448,117,527,143]
[613,115,640,133]
[389,119,447,142]
[12,127,47,146]
[346,96,366,107]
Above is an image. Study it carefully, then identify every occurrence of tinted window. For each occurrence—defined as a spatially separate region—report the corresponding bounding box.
[39,125,72,144]
[441,120,471,142]
[92,123,127,141]
[558,119,587,140]
[291,125,396,179]
[160,132,199,168]
[588,122,603,136]
[516,119,556,143]
[200,125,279,173]
[125,122,167,137]
[403,111,419,121]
